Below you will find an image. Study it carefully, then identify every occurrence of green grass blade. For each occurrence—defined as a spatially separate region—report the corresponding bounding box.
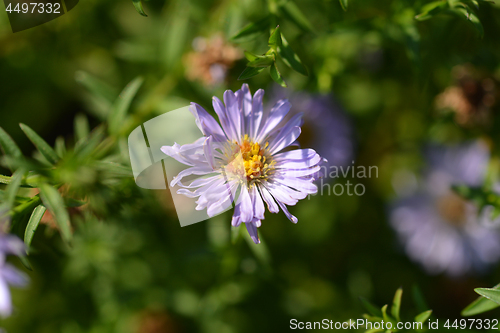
[20,124,59,165]
[38,183,72,244]
[24,205,47,253]
[108,77,143,135]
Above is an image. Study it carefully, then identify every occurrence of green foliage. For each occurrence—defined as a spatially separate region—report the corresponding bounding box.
[361,288,432,332]
[462,283,500,316]
[415,0,489,37]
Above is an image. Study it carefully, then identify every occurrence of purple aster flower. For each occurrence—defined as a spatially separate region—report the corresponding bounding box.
[390,141,500,276]
[267,88,354,175]
[0,211,29,318]
[161,84,323,244]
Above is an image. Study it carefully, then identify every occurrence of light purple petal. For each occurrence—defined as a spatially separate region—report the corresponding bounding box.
[276,200,298,224]
[250,89,265,141]
[256,99,291,143]
[0,235,26,257]
[0,279,12,318]
[245,221,260,244]
[270,127,301,155]
[250,186,265,220]
[203,136,216,170]
[212,96,237,141]
[190,103,226,142]
[258,185,279,213]
[224,90,243,142]
[171,166,214,187]
[231,204,242,227]
[238,186,253,223]
[1,264,28,287]
[273,149,318,161]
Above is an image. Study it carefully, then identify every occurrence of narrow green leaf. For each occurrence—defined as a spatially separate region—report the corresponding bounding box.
[463,283,500,316]
[454,7,484,38]
[475,288,500,304]
[74,71,117,104]
[38,183,72,244]
[5,168,26,208]
[462,284,500,316]
[244,51,259,62]
[360,297,383,317]
[20,124,59,165]
[18,255,32,271]
[75,114,90,142]
[238,67,266,80]
[381,304,391,323]
[339,0,348,11]
[132,0,147,16]
[270,62,287,88]
[74,125,105,158]
[231,16,271,41]
[108,77,143,135]
[415,310,432,323]
[391,288,403,322]
[412,285,430,314]
[54,137,66,158]
[75,71,117,120]
[0,127,22,159]
[277,34,308,76]
[94,161,133,177]
[415,1,447,20]
[268,26,282,49]
[24,205,46,253]
[0,127,22,172]
[247,54,275,67]
[280,1,315,31]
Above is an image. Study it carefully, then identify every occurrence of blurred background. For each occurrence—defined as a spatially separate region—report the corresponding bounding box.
[2,0,500,332]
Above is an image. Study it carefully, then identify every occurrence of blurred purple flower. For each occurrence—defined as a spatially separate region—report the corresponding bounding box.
[390,141,500,277]
[268,87,354,179]
[0,211,29,318]
[161,84,323,243]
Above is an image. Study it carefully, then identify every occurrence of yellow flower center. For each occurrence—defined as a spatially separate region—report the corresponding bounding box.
[223,134,275,184]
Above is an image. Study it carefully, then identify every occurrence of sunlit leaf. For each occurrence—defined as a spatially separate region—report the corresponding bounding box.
[132,0,147,16]
[244,51,259,62]
[475,288,500,304]
[238,66,266,80]
[38,183,72,244]
[20,124,59,165]
[462,285,500,316]
[391,287,402,322]
[277,34,308,76]
[415,310,432,323]
[24,205,46,253]
[268,26,282,49]
[270,62,287,87]
[247,54,275,67]
[339,0,348,11]
[415,1,447,21]
[453,7,484,38]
